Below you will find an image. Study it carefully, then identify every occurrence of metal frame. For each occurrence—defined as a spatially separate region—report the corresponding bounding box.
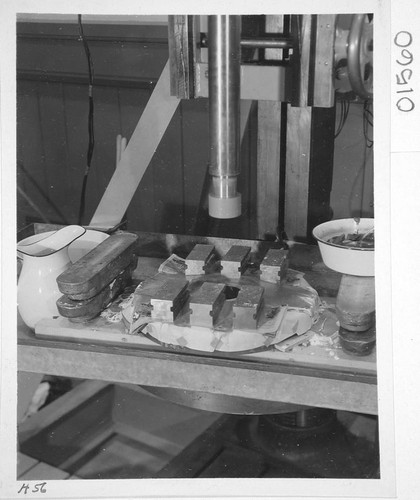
[90,15,337,241]
[18,325,377,415]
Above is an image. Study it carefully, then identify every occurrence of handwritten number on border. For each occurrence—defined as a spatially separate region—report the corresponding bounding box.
[395,31,415,112]
[18,482,47,495]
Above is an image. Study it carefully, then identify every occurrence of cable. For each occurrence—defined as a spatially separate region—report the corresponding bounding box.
[346,100,373,217]
[363,99,373,148]
[77,14,95,225]
[334,97,350,139]
[348,145,370,217]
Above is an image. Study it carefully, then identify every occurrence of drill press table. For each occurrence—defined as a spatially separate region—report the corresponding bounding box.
[17,229,377,416]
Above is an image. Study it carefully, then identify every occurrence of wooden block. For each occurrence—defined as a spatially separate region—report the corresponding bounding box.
[220,245,251,279]
[260,248,289,283]
[232,285,264,330]
[57,264,133,321]
[185,244,217,276]
[256,100,282,240]
[57,232,138,300]
[189,282,226,328]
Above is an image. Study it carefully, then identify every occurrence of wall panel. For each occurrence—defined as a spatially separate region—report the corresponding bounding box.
[16,20,255,237]
[37,82,73,220]
[17,81,58,226]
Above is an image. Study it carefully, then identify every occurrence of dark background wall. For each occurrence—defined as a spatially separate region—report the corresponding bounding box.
[16,17,373,239]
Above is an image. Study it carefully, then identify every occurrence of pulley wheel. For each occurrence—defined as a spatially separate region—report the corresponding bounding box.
[347,14,373,99]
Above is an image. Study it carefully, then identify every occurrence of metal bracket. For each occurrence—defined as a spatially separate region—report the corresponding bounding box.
[150,277,189,323]
[233,285,265,330]
[185,244,217,276]
[220,245,251,279]
[189,282,226,328]
[260,248,289,283]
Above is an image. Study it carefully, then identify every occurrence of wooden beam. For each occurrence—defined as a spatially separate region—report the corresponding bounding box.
[255,16,284,239]
[284,105,335,241]
[19,461,70,480]
[256,101,282,239]
[306,106,335,234]
[284,106,312,240]
[89,61,180,229]
[17,371,44,424]
[168,15,198,99]
[291,15,315,107]
[313,15,337,107]
[18,380,109,441]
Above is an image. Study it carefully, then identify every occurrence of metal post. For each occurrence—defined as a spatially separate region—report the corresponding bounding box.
[208,15,242,219]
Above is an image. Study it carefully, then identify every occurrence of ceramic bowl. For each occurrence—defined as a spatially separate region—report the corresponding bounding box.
[312,218,374,276]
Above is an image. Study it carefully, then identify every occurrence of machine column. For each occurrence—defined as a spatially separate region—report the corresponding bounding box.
[208,15,242,219]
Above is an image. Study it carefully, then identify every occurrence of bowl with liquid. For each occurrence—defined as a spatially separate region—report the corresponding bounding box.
[312,218,374,276]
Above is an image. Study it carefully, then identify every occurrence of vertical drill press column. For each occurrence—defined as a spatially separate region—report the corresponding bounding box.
[208,15,242,219]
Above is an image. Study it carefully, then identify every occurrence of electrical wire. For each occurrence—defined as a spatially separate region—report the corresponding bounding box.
[363,99,373,148]
[334,97,350,138]
[77,14,95,225]
[347,101,374,217]
[348,144,371,218]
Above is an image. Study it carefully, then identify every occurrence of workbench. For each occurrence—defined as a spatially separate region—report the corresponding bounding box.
[17,228,377,416]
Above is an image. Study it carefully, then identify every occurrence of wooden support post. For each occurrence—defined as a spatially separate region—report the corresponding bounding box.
[313,15,337,108]
[291,14,336,108]
[256,101,282,239]
[90,61,180,229]
[284,106,312,240]
[291,15,315,107]
[284,105,335,241]
[285,14,336,241]
[256,16,284,239]
[307,106,335,233]
[168,15,199,99]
